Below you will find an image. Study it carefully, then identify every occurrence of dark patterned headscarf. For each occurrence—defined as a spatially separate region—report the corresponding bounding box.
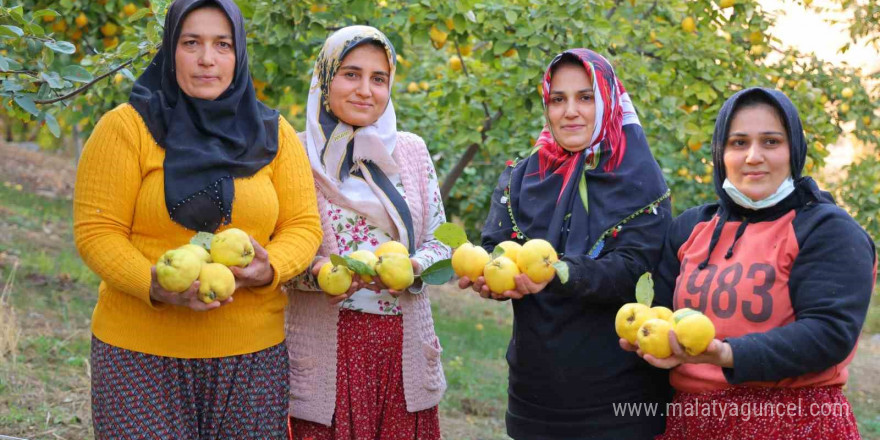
[129,0,278,232]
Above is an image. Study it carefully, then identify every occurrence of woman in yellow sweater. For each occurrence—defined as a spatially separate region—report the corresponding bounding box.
[72,0,322,437]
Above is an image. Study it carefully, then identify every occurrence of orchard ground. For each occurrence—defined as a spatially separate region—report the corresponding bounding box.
[0,142,878,439]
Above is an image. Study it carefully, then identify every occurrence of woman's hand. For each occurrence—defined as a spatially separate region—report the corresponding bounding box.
[458,275,509,301]
[310,257,365,304]
[619,331,734,369]
[149,267,232,311]
[229,237,274,289]
[366,258,420,298]
[499,274,550,299]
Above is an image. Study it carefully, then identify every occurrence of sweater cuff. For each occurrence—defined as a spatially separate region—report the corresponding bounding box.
[137,267,167,310]
[248,258,282,296]
[407,278,426,295]
[721,336,756,384]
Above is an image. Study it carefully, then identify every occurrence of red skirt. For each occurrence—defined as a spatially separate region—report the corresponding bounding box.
[657,386,861,440]
[289,309,440,440]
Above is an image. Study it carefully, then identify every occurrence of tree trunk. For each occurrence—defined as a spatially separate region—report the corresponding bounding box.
[439,109,503,203]
[440,142,481,202]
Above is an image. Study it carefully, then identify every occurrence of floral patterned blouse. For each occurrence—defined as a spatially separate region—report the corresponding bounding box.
[289,153,449,315]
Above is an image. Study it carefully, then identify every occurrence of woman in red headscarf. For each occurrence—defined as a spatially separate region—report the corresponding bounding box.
[461,49,673,439]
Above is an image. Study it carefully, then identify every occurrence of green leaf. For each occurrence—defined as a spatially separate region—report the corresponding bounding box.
[9,6,25,24]
[151,0,172,24]
[128,7,152,23]
[490,245,506,259]
[13,95,39,116]
[120,68,136,81]
[41,72,63,89]
[26,23,45,37]
[32,9,59,20]
[419,259,454,285]
[433,222,468,248]
[0,25,24,38]
[0,56,9,71]
[60,65,93,83]
[189,232,214,249]
[43,112,60,137]
[344,256,376,276]
[3,80,24,92]
[45,41,76,54]
[552,261,569,284]
[635,272,654,306]
[117,41,139,58]
[673,308,702,325]
[330,254,350,269]
[578,173,588,212]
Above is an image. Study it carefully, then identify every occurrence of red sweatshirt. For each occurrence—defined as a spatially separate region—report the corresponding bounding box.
[654,177,875,393]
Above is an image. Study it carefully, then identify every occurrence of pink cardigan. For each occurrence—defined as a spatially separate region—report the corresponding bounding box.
[284,132,447,426]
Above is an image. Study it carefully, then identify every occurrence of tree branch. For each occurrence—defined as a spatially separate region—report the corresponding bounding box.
[641,0,658,20]
[33,52,147,105]
[0,69,39,77]
[440,109,503,201]
[454,39,492,119]
[606,0,623,20]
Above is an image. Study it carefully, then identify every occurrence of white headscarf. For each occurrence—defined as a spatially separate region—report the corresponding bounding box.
[304,26,414,250]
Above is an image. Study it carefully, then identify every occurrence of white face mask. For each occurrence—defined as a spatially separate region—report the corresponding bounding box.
[722,177,795,210]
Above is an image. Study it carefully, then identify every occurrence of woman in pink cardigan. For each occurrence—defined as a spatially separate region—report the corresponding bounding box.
[284,26,450,439]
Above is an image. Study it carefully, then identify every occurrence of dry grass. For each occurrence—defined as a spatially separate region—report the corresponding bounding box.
[0,260,21,362]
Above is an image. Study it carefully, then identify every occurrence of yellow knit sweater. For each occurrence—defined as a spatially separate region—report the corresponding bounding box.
[73,103,322,358]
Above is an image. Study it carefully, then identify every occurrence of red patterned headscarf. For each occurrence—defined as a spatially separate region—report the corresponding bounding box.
[534,49,632,201]
[506,48,668,256]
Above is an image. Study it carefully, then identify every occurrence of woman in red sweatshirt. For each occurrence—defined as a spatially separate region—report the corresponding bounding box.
[624,87,875,439]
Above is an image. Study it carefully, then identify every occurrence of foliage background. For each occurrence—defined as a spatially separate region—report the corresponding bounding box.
[0,0,877,238]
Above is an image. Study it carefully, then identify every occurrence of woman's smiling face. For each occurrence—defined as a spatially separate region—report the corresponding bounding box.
[723,103,791,201]
[546,63,596,153]
[327,43,391,127]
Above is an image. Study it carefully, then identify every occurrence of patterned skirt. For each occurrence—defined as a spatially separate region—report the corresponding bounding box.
[657,386,861,440]
[289,309,440,440]
[91,335,289,439]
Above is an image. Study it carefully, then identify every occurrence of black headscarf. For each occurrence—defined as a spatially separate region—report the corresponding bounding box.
[508,49,669,257]
[129,0,279,232]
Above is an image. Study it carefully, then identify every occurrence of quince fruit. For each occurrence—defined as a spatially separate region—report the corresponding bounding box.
[349,250,379,283]
[178,244,211,264]
[156,248,201,292]
[516,239,558,283]
[317,262,353,296]
[429,25,448,49]
[210,228,254,267]
[374,252,414,291]
[449,56,462,71]
[615,303,656,345]
[197,263,235,303]
[497,241,522,264]
[637,318,674,359]
[483,256,519,294]
[451,243,490,280]
[651,306,673,322]
[374,240,408,257]
[668,307,697,324]
[673,310,716,356]
[100,22,118,37]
